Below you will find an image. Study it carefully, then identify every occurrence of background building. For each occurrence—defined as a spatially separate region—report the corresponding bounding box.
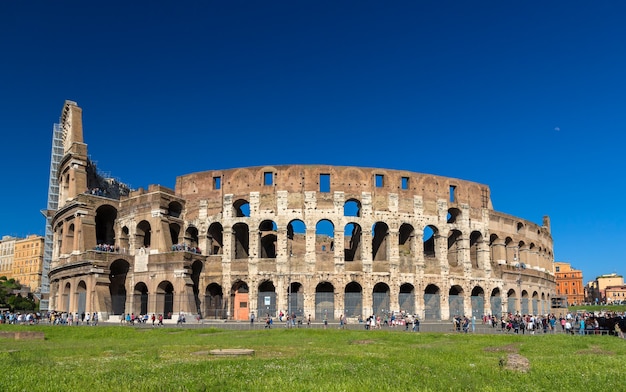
[586,273,624,304]
[0,235,18,279]
[12,235,45,293]
[553,261,584,306]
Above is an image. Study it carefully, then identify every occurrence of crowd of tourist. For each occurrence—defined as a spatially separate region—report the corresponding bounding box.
[171,243,201,254]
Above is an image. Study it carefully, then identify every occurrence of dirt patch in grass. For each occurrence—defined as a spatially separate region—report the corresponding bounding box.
[503,353,530,373]
[352,340,376,345]
[484,343,519,353]
[576,345,614,356]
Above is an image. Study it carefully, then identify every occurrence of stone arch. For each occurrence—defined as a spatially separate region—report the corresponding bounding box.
[490,288,502,317]
[424,284,441,320]
[372,282,390,316]
[399,283,415,315]
[532,291,539,315]
[521,290,529,315]
[372,222,389,261]
[344,199,361,217]
[169,223,181,248]
[449,285,464,318]
[62,282,71,312]
[447,229,462,267]
[233,199,250,217]
[95,204,117,246]
[167,201,182,218]
[344,282,363,319]
[136,220,152,248]
[230,281,249,321]
[447,207,461,224]
[315,219,334,256]
[190,260,203,314]
[344,223,362,262]
[185,226,199,249]
[204,283,225,319]
[288,219,306,259]
[469,231,483,269]
[232,223,249,259]
[109,259,130,315]
[257,280,276,318]
[315,281,335,320]
[423,225,438,259]
[259,220,277,259]
[119,226,130,253]
[156,281,174,318]
[133,282,149,315]
[398,223,415,258]
[288,281,304,317]
[507,289,517,315]
[208,222,223,255]
[470,286,485,319]
[77,280,87,315]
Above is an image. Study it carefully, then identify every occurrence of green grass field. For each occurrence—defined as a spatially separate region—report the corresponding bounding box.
[0,324,624,392]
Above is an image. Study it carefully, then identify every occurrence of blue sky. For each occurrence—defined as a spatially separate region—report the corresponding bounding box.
[1,1,624,283]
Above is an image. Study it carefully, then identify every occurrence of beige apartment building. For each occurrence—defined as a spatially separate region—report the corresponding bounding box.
[12,235,45,292]
[0,235,18,279]
[553,262,584,305]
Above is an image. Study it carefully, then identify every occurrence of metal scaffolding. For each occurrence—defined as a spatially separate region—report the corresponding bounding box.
[39,122,63,311]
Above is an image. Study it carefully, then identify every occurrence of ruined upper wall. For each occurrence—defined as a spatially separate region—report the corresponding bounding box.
[175,165,493,217]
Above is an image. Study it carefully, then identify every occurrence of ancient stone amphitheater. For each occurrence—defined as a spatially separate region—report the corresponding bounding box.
[48,101,556,322]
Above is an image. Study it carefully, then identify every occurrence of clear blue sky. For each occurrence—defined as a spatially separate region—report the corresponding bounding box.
[1,1,624,283]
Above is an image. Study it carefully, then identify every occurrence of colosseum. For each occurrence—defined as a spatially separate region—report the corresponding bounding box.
[47,101,556,322]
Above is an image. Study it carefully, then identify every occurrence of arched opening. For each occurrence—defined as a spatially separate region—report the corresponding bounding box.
[447,230,462,267]
[169,223,181,248]
[168,201,183,218]
[204,283,224,319]
[257,280,276,318]
[449,285,464,318]
[315,282,334,321]
[259,220,277,258]
[470,286,485,320]
[507,289,517,315]
[288,282,304,317]
[344,199,361,217]
[66,224,75,254]
[185,226,199,249]
[134,282,149,315]
[315,220,334,259]
[423,225,437,259]
[372,222,389,261]
[95,205,117,246]
[288,219,306,259]
[344,282,362,319]
[470,231,482,269]
[232,223,249,259]
[344,223,362,262]
[136,220,152,249]
[208,222,223,255]
[119,226,130,253]
[398,223,414,258]
[233,199,250,217]
[399,283,415,315]
[231,281,248,321]
[156,281,174,318]
[447,208,461,224]
[62,282,71,312]
[424,284,441,320]
[109,259,130,315]
[521,290,529,315]
[490,288,502,317]
[191,260,203,315]
[372,282,390,316]
[77,281,87,315]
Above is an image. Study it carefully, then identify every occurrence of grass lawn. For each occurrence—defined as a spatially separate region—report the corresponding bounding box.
[0,324,624,391]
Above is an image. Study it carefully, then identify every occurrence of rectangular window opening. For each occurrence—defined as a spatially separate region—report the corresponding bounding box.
[319,174,330,192]
[375,174,384,188]
[213,176,221,190]
[264,172,274,186]
[450,185,456,202]
[401,176,409,190]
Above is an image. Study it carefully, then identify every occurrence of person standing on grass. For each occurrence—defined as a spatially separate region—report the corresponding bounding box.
[307,314,311,328]
[250,312,255,326]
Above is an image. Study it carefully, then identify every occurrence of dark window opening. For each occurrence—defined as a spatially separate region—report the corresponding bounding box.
[320,174,330,192]
[213,177,221,190]
[450,185,456,202]
[264,172,273,186]
[375,174,384,188]
[401,177,409,190]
